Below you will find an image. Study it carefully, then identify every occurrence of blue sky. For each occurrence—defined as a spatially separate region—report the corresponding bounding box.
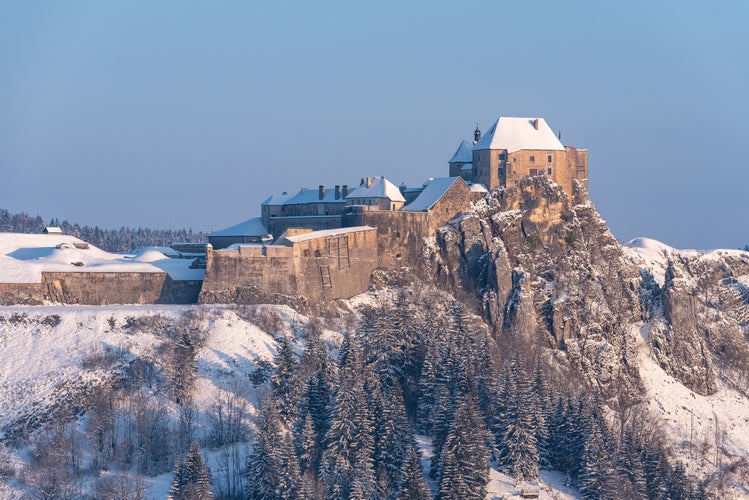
[1,1,747,248]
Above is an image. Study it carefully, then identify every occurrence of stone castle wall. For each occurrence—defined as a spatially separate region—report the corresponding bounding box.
[199,227,378,309]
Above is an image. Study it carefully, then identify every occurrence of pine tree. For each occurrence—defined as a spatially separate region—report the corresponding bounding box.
[320,336,375,499]
[278,433,303,500]
[375,385,412,496]
[615,427,647,498]
[398,445,431,500]
[246,397,283,500]
[170,444,213,499]
[578,399,615,500]
[436,394,491,500]
[272,335,299,423]
[501,356,538,483]
[531,363,552,468]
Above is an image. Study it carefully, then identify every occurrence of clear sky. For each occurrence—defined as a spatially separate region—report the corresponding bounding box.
[1,1,747,249]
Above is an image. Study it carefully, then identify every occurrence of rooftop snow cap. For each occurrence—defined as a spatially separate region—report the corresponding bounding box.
[346,176,406,202]
[473,116,564,153]
[448,140,473,163]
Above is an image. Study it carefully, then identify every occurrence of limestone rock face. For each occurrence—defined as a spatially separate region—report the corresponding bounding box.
[431,176,749,397]
[434,177,644,398]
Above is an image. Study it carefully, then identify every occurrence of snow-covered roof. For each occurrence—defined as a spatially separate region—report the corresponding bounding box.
[276,226,376,245]
[346,177,406,203]
[261,193,293,206]
[209,217,268,237]
[402,177,462,212]
[284,187,347,205]
[460,163,473,171]
[470,183,488,193]
[0,232,204,282]
[473,117,564,153]
[448,140,473,163]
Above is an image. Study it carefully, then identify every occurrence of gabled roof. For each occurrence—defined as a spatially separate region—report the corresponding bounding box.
[402,177,464,212]
[346,177,406,203]
[448,140,473,163]
[261,193,293,206]
[473,117,564,153]
[284,187,347,205]
[209,217,268,237]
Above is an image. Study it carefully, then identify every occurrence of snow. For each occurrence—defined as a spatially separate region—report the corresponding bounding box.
[209,217,268,237]
[346,176,406,203]
[461,163,474,171]
[637,323,749,476]
[470,182,488,193]
[473,117,565,153]
[260,192,293,206]
[284,186,348,205]
[448,140,473,163]
[278,226,375,244]
[0,232,204,282]
[402,177,460,212]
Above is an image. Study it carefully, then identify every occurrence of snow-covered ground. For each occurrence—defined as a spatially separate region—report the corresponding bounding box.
[0,232,204,282]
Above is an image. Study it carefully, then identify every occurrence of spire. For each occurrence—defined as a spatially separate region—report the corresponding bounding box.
[474,124,481,144]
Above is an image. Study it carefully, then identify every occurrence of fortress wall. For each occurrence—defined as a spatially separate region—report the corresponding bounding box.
[200,228,378,307]
[201,246,297,297]
[0,283,44,305]
[292,228,378,300]
[41,271,169,305]
[342,212,429,269]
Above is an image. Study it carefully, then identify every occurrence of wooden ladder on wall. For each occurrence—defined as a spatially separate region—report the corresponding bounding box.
[320,265,332,288]
[328,235,350,269]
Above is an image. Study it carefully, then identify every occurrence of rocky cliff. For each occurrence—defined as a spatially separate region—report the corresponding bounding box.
[429,176,749,399]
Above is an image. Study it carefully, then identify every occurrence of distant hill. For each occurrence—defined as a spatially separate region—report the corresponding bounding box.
[0,208,207,253]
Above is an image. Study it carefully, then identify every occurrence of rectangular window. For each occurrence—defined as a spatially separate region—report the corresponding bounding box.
[529,168,538,176]
[529,156,535,163]
[547,154,552,163]
[548,168,552,175]
[499,152,506,161]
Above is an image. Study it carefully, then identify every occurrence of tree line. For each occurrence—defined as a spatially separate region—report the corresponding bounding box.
[0,208,206,252]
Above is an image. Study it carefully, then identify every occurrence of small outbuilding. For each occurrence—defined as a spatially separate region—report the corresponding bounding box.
[43,226,62,235]
[208,217,271,250]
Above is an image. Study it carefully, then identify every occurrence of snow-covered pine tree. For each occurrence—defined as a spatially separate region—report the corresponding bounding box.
[531,362,553,468]
[185,443,213,499]
[615,427,647,498]
[272,335,299,424]
[578,399,615,500]
[374,384,413,496]
[319,338,375,499]
[246,397,283,500]
[397,444,431,500]
[501,355,538,483]
[436,393,492,500]
[169,444,213,499]
[277,432,303,500]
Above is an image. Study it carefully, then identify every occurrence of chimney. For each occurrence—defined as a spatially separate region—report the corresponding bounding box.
[366,177,372,188]
[335,185,341,200]
[342,185,349,197]
[318,185,325,200]
[533,118,539,130]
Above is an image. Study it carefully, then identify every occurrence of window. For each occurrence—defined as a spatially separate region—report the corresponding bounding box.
[529,168,538,176]
[498,167,505,176]
[529,156,535,163]
[548,168,552,175]
[499,152,506,161]
[547,154,552,163]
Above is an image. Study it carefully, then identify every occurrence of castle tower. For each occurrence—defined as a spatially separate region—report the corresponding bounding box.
[474,124,481,144]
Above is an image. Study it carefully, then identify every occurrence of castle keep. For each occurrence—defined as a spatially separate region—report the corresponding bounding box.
[0,115,589,309]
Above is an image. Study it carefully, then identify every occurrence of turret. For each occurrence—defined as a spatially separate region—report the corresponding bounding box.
[474,124,481,144]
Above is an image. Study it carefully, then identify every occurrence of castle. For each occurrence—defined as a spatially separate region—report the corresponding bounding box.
[199,116,588,310]
[0,116,588,310]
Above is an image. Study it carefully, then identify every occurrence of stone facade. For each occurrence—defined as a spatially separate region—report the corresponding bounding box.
[199,227,378,311]
[0,272,202,305]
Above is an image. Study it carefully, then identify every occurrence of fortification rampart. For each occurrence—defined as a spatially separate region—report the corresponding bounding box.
[199,227,378,310]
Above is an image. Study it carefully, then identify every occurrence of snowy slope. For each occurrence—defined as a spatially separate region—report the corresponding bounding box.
[0,232,204,282]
